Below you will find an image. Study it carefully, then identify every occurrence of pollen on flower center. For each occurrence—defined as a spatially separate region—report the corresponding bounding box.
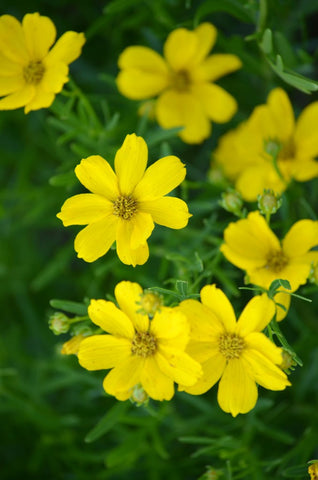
[131,331,157,357]
[279,138,296,160]
[173,69,191,91]
[266,249,289,272]
[23,60,45,84]
[113,195,137,220]
[219,333,245,360]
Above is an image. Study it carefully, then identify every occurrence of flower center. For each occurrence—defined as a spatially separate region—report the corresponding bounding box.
[266,249,289,273]
[23,60,45,84]
[131,331,157,357]
[219,333,245,360]
[113,195,137,220]
[173,69,191,91]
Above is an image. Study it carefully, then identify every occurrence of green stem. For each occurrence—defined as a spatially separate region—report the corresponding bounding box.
[69,78,102,129]
[257,0,268,34]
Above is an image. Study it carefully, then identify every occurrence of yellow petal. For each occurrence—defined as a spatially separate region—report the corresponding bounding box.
[178,299,224,341]
[199,53,242,81]
[139,196,191,229]
[130,212,154,250]
[221,211,281,271]
[156,90,211,144]
[270,261,311,291]
[114,281,149,332]
[294,101,318,157]
[235,163,286,201]
[74,215,117,262]
[78,335,132,370]
[0,74,24,96]
[274,291,291,321]
[116,219,149,266]
[236,294,275,336]
[245,332,283,365]
[22,13,56,60]
[243,350,290,390]
[57,193,113,226]
[41,61,69,93]
[103,356,144,397]
[45,31,85,65]
[0,52,23,76]
[114,133,148,196]
[0,84,35,110]
[140,357,174,400]
[24,87,55,113]
[200,284,236,332]
[156,347,202,386]
[266,88,295,141]
[164,28,198,70]
[117,46,169,99]
[88,299,135,338]
[191,83,238,123]
[75,155,118,200]
[185,340,219,363]
[291,158,318,182]
[134,155,186,200]
[0,15,29,64]
[181,353,226,395]
[151,308,189,349]
[217,360,258,417]
[193,23,217,63]
[282,219,318,258]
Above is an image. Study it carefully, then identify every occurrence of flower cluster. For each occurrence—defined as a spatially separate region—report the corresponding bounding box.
[211,88,318,201]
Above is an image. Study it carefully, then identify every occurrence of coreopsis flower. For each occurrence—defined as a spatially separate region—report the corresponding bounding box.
[178,285,290,417]
[220,211,318,319]
[308,461,318,480]
[212,88,318,200]
[78,281,202,401]
[221,211,318,292]
[57,133,191,266]
[117,23,241,144]
[0,12,85,112]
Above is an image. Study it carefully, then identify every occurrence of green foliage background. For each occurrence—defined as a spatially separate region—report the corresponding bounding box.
[1,1,318,479]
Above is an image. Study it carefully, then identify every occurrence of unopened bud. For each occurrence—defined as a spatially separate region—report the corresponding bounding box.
[130,384,149,406]
[49,312,70,335]
[137,291,163,317]
[264,138,281,158]
[280,350,297,372]
[308,461,318,480]
[198,466,222,480]
[208,165,226,185]
[258,189,282,215]
[219,189,243,216]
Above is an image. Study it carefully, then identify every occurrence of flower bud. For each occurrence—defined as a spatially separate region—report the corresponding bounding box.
[280,350,297,372]
[308,461,318,480]
[258,189,282,216]
[49,312,70,335]
[264,138,281,158]
[309,262,318,285]
[130,384,149,406]
[219,189,243,216]
[137,291,163,317]
[61,334,86,355]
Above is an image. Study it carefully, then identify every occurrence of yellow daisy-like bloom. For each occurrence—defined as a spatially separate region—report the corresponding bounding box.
[57,133,191,266]
[0,12,85,113]
[78,281,202,401]
[117,23,242,144]
[308,462,318,480]
[221,211,318,292]
[178,285,290,417]
[212,88,318,200]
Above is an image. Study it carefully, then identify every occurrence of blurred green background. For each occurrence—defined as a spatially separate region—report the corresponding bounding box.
[1,1,318,478]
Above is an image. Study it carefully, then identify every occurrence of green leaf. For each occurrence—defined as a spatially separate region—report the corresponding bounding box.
[176,280,188,297]
[260,28,273,55]
[194,0,254,25]
[49,299,88,316]
[49,170,77,187]
[85,401,130,443]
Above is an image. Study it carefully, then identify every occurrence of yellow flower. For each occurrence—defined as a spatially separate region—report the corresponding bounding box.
[78,281,202,401]
[117,23,241,144]
[57,133,191,266]
[308,462,318,480]
[178,285,290,417]
[0,12,85,112]
[221,211,318,292]
[212,88,318,200]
